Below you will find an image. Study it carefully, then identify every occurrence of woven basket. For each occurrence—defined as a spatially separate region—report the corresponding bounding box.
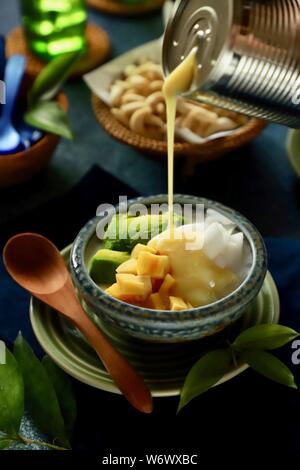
[92,94,268,166]
[0,77,68,188]
[87,0,165,15]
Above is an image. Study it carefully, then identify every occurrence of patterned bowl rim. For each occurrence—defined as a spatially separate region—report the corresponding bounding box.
[70,194,267,322]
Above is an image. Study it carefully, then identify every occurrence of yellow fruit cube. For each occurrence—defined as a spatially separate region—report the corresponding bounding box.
[137,252,170,279]
[169,296,189,311]
[147,238,159,251]
[116,258,138,275]
[159,273,176,296]
[148,293,167,310]
[105,282,145,304]
[186,301,194,309]
[105,283,122,299]
[116,273,152,297]
[131,243,157,259]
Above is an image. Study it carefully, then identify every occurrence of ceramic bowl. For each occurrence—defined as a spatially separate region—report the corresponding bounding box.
[0,76,68,188]
[70,195,267,343]
[287,129,300,178]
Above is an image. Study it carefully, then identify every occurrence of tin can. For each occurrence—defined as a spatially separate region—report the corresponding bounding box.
[162,0,300,128]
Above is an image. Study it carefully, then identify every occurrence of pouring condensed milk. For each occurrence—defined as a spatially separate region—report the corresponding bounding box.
[162,47,198,234]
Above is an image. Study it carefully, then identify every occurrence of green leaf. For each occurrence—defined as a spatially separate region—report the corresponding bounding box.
[233,324,299,351]
[0,431,14,450]
[13,333,70,448]
[240,349,297,389]
[0,347,24,436]
[178,349,232,412]
[28,51,81,105]
[24,101,73,140]
[42,356,76,438]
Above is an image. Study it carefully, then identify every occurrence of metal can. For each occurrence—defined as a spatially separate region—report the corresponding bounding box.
[162,0,300,128]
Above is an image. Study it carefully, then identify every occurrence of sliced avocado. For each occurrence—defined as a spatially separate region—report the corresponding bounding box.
[104,214,133,252]
[89,249,130,285]
[104,212,185,252]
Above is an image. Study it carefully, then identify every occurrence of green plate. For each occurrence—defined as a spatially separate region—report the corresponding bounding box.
[30,246,280,397]
[287,129,300,178]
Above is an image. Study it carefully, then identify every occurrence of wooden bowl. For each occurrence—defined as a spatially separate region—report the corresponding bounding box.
[87,0,165,16]
[92,94,268,171]
[6,24,111,79]
[0,80,68,189]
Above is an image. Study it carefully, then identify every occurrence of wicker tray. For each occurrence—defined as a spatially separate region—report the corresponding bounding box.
[87,0,165,16]
[6,23,111,79]
[92,94,267,166]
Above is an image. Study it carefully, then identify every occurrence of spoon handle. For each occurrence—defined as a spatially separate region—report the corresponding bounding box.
[73,308,153,414]
[2,55,26,122]
[0,36,5,82]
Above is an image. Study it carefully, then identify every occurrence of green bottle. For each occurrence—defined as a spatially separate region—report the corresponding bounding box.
[21,0,87,61]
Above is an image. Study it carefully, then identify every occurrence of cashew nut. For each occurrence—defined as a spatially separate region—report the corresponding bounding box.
[124,64,137,77]
[111,108,130,127]
[109,84,125,106]
[121,101,146,116]
[149,80,164,92]
[146,91,164,107]
[129,106,152,135]
[121,93,145,105]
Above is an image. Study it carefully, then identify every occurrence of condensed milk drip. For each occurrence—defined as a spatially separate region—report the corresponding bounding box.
[162,47,198,235]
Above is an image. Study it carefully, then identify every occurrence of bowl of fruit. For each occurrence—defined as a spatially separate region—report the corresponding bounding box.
[70,195,267,343]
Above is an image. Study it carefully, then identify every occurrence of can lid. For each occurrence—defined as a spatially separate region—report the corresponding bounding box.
[162,0,234,89]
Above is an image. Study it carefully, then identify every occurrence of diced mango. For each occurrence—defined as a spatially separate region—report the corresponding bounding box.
[169,296,189,311]
[147,238,159,251]
[105,283,146,304]
[116,273,152,298]
[148,293,167,310]
[131,243,157,259]
[159,273,176,296]
[105,282,132,301]
[151,278,164,292]
[116,258,138,274]
[105,283,123,299]
[137,251,170,279]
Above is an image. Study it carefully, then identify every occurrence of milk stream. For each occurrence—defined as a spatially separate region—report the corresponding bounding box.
[163,48,198,236]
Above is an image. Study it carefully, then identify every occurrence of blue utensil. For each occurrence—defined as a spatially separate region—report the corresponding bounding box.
[18,123,43,148]
[0,55,27,154]
[0,35,6,118]
[17,121,44,147]
[0,35,5,82]
[0,45,43,150]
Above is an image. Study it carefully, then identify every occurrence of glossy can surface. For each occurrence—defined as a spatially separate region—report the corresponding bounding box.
[163,0,300,128]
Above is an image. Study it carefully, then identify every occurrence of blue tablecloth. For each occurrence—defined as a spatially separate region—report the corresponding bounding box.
[1,166,300,458]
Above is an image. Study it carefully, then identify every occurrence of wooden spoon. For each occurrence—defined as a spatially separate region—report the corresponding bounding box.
[3,233,153,414]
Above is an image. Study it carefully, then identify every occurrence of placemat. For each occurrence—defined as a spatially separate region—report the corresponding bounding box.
[1,165,300,458]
